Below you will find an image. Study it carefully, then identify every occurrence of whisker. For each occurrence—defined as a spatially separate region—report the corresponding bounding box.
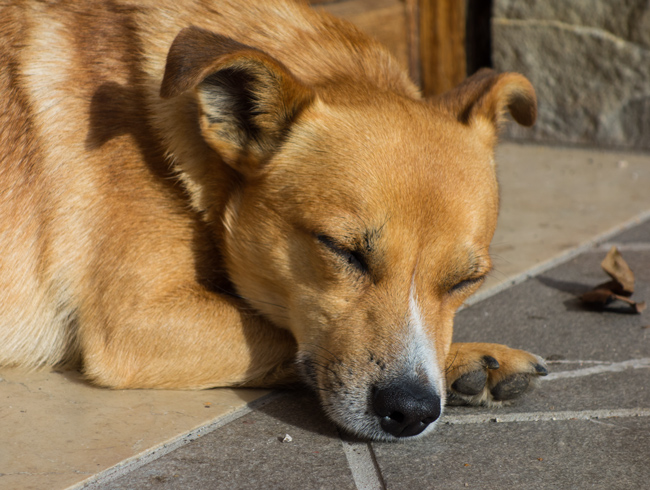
[308,359,339,377]
[445,349,461,374]
[309,386,335,393]
[302,342,343,364]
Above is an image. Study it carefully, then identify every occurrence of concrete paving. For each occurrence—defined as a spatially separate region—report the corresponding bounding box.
[88,218,650,489]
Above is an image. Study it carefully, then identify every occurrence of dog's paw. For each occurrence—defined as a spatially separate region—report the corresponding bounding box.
[445,342,547,407]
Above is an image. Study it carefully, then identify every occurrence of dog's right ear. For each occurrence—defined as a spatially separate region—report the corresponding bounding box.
[161,26,314,176]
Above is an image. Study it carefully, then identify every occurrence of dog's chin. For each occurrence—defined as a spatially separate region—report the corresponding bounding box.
[334,407,443,442]
[296,352,444,442]
[315,386,444,442]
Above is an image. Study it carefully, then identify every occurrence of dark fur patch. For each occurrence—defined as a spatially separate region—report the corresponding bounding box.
[202,68,261,142]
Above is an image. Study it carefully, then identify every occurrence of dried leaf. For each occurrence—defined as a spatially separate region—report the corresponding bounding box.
[612,294,646,313]
[601,246,634,295]
[578,247,644,314]
[612,294,637,306]
[580,289,616,306]
[580,290,645,314]
[594,279,628,297]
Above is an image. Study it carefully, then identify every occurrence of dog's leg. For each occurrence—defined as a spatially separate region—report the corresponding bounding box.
[81,290,299,390]
[445,342,548,406]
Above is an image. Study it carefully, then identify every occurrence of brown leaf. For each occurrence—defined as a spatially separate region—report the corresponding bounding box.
[594,279,628,296]
[578,247,644,314]
[601,246,634,295]
[579,290,646,314]
[580,289,616,306]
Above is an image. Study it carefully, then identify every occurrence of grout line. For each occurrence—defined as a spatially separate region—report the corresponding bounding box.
[546,360,617,365]
[443,408,650,425]
[464,209,650,307]
[340,439,386,490]
[72,391,285,490]
[544,358,650,381]
[595,242,650,252]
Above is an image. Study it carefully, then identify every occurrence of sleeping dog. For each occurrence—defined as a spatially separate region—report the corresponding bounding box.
[0,0,545,440]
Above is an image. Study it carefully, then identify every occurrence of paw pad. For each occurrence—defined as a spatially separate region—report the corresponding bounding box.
[490,373,532,400]
[451,370,488,396]
[445,344,548,406]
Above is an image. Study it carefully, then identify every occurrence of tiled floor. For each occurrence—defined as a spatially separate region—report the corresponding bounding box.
[1,142,650,490]
[478,143,650,299]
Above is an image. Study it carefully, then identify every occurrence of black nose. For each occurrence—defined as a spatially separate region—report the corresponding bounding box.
[372,381,441,438]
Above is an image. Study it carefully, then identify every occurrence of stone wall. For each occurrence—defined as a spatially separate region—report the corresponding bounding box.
[492,0,650,150]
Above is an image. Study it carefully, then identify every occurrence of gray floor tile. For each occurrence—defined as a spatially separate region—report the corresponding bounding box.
[101,391,355,490]
[453,249,650,362]
[373,417,650,490]
[611,221,650,244]
[443,368,650,418]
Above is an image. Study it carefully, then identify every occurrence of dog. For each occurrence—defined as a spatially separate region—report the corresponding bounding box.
[0,0,547,440]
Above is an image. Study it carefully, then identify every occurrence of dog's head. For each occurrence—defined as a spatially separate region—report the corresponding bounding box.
[161,27,536,440]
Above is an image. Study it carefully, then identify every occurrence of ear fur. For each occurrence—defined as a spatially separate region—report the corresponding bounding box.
[434,68,537,131]
[161,26,314,175]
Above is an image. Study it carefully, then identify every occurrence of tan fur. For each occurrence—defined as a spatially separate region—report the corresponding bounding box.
[0,0,542,440]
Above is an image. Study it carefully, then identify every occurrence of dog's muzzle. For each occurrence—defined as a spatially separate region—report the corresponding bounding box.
[372,380,442,438]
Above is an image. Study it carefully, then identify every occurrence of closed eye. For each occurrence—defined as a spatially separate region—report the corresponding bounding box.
[449,276,485,294]
[316,234,369,273]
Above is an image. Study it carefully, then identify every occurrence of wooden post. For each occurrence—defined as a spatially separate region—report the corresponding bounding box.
[405,0,422,88]
[413,0,467,96]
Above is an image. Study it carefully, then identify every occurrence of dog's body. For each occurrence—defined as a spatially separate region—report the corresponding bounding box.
[0,0,546,440]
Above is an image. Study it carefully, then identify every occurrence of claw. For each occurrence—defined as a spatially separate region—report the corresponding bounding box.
[534,363,548,376]
[482,355,500,370]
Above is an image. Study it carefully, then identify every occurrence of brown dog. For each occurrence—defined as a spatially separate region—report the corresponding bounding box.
[0,0,546,440]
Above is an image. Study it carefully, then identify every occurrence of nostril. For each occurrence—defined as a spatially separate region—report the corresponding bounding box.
[387,411,405,424]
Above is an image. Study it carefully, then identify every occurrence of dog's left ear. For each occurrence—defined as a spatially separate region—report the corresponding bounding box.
[433,68,536,135]
[161,26,314,176]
